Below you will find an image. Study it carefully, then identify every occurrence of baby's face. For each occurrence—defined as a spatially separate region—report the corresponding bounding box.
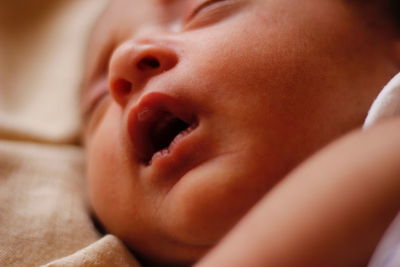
[81,0,395,265]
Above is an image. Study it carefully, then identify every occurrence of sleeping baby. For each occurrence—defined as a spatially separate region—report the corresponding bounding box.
[80,0,400,266]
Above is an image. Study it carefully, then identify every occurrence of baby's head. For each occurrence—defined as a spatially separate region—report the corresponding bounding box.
[80,0,400,265]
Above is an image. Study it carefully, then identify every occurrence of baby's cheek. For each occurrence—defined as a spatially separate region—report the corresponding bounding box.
[162,155,269,246]
[85,109,126,229]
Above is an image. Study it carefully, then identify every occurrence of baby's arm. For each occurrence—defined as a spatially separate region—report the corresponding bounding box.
[197,118,400,267]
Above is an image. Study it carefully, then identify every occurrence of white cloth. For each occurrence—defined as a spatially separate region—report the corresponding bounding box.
[364,73,400,267]
[364,73,400,129]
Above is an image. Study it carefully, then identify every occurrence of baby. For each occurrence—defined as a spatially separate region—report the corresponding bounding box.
[80,0,400,266]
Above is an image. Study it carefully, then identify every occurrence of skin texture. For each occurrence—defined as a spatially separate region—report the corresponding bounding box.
[196,118,400,267]
[80,0,400,265]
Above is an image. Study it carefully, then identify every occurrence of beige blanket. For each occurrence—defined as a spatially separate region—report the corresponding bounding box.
[0,0,139,266]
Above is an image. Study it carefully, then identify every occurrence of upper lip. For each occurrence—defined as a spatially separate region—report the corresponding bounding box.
[127,92,197,165]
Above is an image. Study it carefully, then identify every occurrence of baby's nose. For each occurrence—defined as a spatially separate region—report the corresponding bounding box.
[108,41,179,106]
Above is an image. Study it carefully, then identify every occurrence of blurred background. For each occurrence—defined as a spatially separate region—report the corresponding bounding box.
[0,2,111,266]
[0,0,108,144]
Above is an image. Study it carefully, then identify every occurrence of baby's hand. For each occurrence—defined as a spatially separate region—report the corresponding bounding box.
[197,118,400,267]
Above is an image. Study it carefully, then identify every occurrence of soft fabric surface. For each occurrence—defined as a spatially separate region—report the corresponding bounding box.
[43,235,140,267]
[0,141,97,266]
[364,73,400,129]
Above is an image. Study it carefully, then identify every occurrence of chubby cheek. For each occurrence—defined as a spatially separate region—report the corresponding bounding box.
[85,105,130,231]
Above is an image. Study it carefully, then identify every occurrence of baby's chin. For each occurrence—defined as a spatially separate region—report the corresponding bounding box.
[121,232,211,267]
[125,183,268,266]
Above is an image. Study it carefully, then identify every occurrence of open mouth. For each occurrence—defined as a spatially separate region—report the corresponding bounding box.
[129,94,198,165]
[147,112,195,164]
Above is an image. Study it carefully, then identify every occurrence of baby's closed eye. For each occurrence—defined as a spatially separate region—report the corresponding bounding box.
[82,77,111,134]
[184,0,244,29]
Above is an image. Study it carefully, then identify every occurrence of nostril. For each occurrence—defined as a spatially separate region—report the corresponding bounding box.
[137,56,161,71]
[113,79,132,96]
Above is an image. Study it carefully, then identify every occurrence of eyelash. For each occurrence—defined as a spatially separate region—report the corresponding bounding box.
[187,0,229,22]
